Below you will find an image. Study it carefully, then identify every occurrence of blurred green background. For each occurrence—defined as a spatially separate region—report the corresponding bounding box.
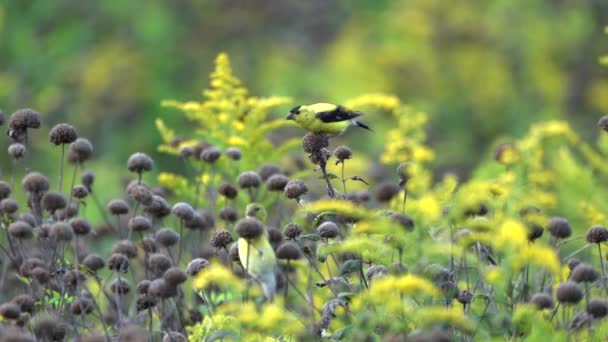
[1,0,607,188]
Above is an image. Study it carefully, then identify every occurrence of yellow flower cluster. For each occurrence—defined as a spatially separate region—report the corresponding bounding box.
[192,263,244,293]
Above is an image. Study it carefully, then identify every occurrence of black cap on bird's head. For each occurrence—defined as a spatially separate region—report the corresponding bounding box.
[286,105,301,120]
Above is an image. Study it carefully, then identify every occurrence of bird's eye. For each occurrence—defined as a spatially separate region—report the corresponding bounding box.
[290,105,302,115]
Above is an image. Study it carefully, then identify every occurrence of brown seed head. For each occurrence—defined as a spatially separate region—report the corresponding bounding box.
[235,217,264,239]
[237,171,261,189]
[49,123,77,145]
[127,152,154,173]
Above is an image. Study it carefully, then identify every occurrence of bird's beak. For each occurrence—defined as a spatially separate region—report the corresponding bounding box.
[286,113,295,120]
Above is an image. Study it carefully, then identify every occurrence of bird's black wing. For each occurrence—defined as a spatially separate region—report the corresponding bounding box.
[315,106,363,123]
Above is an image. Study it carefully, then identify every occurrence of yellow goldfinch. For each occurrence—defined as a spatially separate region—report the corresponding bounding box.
[237,203,277,300]
[286,103,371,136]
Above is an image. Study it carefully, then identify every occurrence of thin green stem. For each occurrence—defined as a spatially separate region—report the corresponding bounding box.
[59,144,65,192]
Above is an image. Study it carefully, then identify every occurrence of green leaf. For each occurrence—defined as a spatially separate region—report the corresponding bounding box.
[339,259,362,276]
[349,176,369,185]
[299,234,321,241]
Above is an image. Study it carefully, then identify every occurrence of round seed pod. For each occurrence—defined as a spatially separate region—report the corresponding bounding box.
[128,216,152,233]
[49,123,77,145]
[396,162,413,183]
[147,278,168,298]
[83,254,105,272]
[317,221,339,239]
[41,192,67,213]
[0,181,11,200]
[81,171,95,191]
[140,237,158,254]
[71,185,88,199]
[218,183,238,199]
[389,213,415,231]
[268,227,283,249]
[136,280,151,294]
[237,171,261,189]
[68,138,93,163]
[32,314,67,341]
[108,253,129,273]
[235,218,264,240]
[178,146,194,159]
[70,298,94,315]
[9,108,41,130]
[283,223,303,240]
[19,213,36,227]
[22,172,50,194]
[172,202,195,222]
[108,199,129,215]
[568,258,582,271]
[530,293,554,310]
[8,143,26,160]
[200,146,221,163]
[527,224,544,242]
[30,266,50,283]
[571,264,599,283]
[70,218,91,235]
[11,294,35,314]
[210,230,234,249]
[556,282,583,304]
[228,243,240,263]
[586,299,608,318]
[598,115,608,132]
[113,240,138,258]
[375,182,400,202]
[284,179,308,199]
[63,270,87,289]
[276,242,301,260]
[302,132,329,153]
[155,228,179,247]
[547,217,572,239]
[144,195,171,219]
[587,225,608,243]
[258,164,280,181]
[266,174,289,192]
[136,295,158,312]
[0,303,21,319]
[219,207,238,223]
[333,145,352,162]
[163,332,187,342]
[110,278,130,295]
[148,253,172,275]
[163,267,187,286]
[49,222,73,242]
[225,147,242,160]
[57,203,78,221]
[128,184,153,206]
[366,265,389,282]
[8,221,33,239]
[456,290,473,305]
[0,198,19,215]
[127,152,154,173]
[186,258,209,276]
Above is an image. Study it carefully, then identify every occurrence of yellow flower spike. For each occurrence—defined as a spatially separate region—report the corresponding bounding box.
[158,172,188,190]
[218,113,229,123]
[193,263,244,293]
[415,306,474,333]
[495,220,528,248]
[369,274,439,299]
[303,199,369,220]
[485,266,504,285]
[232,120,245,131]
[228,136,247,146]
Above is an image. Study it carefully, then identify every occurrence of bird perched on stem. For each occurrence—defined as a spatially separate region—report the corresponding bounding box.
[237,203,277,300]
[286,103,371,136]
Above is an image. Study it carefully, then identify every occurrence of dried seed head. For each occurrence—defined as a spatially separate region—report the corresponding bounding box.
[71,185,89,199]
[192,141,211,158]
[200,146,221,163]
[19,213,36,227]
[0,303,21,319]
[210,230,234,249]
[0,198,19,215]
[68,138,93,163]
[63,270,87,289]
[50,222,73,242]
[598,115,608,132]
[456,290,473,305]
[178,146,194,159]
[571,263,599,283]
[163,267,187,286]
[32,267,50,283]
[118,325,147,342]
[81,171,95,191]
[568,258,582,271]
[494,142,518,165]
[334,145,352,162]
[113,240,138,258]
[527,224,544,242]
[228,243,240,263]
[586,299,608,318]
[10,109,41,130]
[83,254,105,272]
[266,174,289,192]
[172,202,195,222]
[110,278,130,295]
[388,212,415,231]
[11,294,35,314]
[317,221,339,239]
[144,195,171,219]
[0,181,11,200]
[148,253,172,275]
[136,280,151,294]
[155,228,179,247]
[163,332,187,342]
[22,172,50,194]
[70,217,91,235]
[49,123,78,145]
[8,143,26,160]
[258,163,280,181]
[225,147,242,160]
[547,217,572,239]
[108,253,129,273]
[70,298,94,315]
[19,257,45,277]
[283,223,303,240]
[128,216,152,232]
[308,147,331,165]
[375,182,400,202]
[366,265,389,282]
[235,217,264,239]
[529,293,554,310]
[218,183,238,199]
[127,152,154,173]
[302,132,329,153]
[41,192,67,213]
[284,179,308,199]
[32,314,67,341]
[186,258,210,276]
[136,295,158,312]
[8,221,33,239]
[237,171,261,189]
[396,162,413,183]
[148,279,169,299]
[108,199,129,215]
[586,225,608,243]
[140,237,158,254]
[276,242,301,260]
[268,227,283,248]
[219,207,238,223]
[556,282,583,304]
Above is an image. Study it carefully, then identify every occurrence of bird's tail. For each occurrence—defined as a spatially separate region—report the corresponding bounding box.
[355,120,373,131]
[258,271,277,301]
